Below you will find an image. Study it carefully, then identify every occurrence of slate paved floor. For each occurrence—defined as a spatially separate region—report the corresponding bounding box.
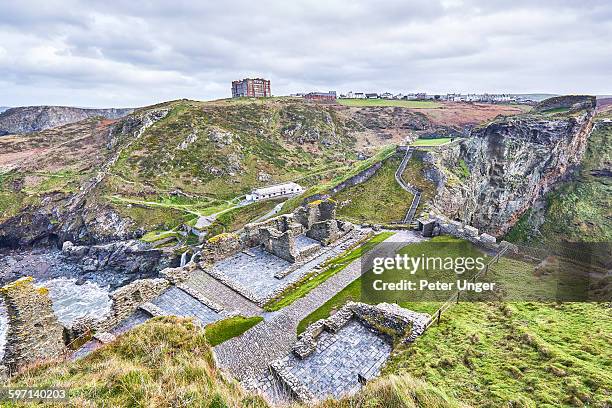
[184,269,262,316]
[152,286,222,326]
[284,319,392,400]
[212,243,343,301]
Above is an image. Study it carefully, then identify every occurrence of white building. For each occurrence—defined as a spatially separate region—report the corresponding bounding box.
[246,182,304,202]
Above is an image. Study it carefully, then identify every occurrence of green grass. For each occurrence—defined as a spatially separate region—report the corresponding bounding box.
[411,137,452,146]
[7,317,269,407]
[140,229,180,243]
[338,99,442,109]
[281,144,397,214]
[401,153,437,213]
[297,236,484,333]
[206,198,284,236]
[542,107,572,114]
[204,316,264,346]
[385,301,612,407]
[264,231,394,311]
[4,316,467,408]
[334,155,414,224]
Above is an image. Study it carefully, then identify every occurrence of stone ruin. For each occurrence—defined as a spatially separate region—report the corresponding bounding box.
[200,198,353,265]
[0,277,66,376]
[293,302,430,360]
[417,213,517,253]
[266,302,430,403]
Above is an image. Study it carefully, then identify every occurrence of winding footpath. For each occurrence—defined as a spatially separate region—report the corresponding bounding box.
[395,147,422,224]
[213,230,425,381]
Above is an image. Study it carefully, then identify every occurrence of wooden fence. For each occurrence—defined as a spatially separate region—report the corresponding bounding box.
[425,244,510,330]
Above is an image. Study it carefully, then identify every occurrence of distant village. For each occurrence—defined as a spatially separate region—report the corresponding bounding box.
[231,77,537,104]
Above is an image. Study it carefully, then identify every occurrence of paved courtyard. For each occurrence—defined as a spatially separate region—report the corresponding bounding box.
[151,286,222,326]
[211,241,344,303]
[279,318,392,400]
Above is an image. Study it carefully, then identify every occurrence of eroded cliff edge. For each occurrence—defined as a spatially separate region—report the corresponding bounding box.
[428,95,597,236]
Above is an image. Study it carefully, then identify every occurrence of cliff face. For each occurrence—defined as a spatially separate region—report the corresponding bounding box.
[0,106,133,135]
[431,96,597,236]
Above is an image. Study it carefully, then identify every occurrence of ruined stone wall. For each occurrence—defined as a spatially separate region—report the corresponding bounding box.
[329,162,383,195]
[97,278,170,331]
[0,277,66,375]
[421,213,517,253]
[200,232,244,263]
[262,229,298,263]
[293,302,430,359]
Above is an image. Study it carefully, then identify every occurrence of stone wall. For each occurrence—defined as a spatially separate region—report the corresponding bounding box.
[419,213,517,253]
[293,302,430,359]
[262,229,298,263]
[329,161,383,195]
[0,277,66,375]
[97,278,170,331]
[200,232,244,263]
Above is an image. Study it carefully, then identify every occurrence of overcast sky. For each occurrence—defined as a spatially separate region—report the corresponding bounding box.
[1,0,611,108]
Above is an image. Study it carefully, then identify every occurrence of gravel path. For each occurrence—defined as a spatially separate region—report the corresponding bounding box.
[214,230,424,380]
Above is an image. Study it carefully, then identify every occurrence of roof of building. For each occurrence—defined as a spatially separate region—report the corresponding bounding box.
[252,182,303,196]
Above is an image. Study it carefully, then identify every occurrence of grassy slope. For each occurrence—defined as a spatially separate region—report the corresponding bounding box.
[401,153,437,214]
[101,99,359,235]
[411,138,452,146]
[7,316,466,408]
[298,234,611,407]
[204,316,264,347]
[264,231,394,311]
[338,99,442,109]
[334,155,413,224]
[206,199,284,237]
[386,301,611,407]
[7,317,268,407]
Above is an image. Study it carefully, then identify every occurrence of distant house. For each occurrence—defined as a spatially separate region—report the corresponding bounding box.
[246,182,304,202]
[380,92,394,99]
[354,92,365,99]
[304,91,337,101]
[365,93,379,99]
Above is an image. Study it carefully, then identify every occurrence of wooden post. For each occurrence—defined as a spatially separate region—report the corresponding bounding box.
[437,309,441,325]
[456,291,460,304]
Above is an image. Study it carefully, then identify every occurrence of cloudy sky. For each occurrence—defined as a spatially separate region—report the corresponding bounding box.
[1,0,611,108]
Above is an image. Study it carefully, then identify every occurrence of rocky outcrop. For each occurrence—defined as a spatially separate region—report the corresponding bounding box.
[0,277,66,375]
[62,240,172,277]
[0,108,169,247]
[0,106,133,135]
[430,96,596,236]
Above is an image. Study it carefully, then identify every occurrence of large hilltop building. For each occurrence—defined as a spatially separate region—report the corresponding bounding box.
[231,78,271,98]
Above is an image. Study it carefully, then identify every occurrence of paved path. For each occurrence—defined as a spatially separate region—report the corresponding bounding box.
[395,147,422,224]
[214,230,424,381]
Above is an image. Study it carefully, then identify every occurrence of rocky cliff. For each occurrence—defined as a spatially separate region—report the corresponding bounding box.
[0,106,133,135]
[429,95,597,236]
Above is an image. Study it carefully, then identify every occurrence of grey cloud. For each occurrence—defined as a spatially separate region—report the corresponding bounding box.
[0,0,610,107]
